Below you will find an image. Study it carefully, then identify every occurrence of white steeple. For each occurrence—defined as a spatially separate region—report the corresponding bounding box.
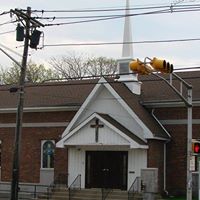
[122,0,133,57]
[117,0,141,95]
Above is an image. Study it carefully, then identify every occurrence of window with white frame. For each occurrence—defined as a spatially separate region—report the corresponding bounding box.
[41,140,55,169]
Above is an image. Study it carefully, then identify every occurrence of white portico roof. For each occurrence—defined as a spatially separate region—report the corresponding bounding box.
[56,112,148,149]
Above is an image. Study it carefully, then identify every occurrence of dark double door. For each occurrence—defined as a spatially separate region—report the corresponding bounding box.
[85,151,128,190]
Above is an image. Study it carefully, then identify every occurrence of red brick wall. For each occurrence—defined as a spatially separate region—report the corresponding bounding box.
[0,110,76,183]
[165,124,187,196]
[153,107,197,196]
[147,139,164,193]
[0,111,76,123]
[54,147,68,184]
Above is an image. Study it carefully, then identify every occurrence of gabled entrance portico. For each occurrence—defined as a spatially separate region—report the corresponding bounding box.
[58,112,148,190]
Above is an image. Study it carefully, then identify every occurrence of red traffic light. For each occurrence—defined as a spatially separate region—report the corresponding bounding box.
[193,142,200,154]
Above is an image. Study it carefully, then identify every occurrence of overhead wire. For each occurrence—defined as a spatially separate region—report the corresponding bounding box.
[0,4,199,77]
[0,30,15,35]
[42,8,171,27]
[0,11,10,16]
[43,37,200,48]
[30,3,200,13]
[0,19,17,27]
[0,43,22,57]
[30,5,170,13]
[0,66,199,93]
[36,6,200,27]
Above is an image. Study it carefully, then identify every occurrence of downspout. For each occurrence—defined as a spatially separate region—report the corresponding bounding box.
[151,108,171,196]
[163,141,170,196]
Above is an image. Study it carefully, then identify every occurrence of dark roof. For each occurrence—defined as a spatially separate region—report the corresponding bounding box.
[0,71,199,140]
[1,71,199,109]
[109,79,170,139]
[0,79,97,109]
[98,113,147,145]
[139,71,200,104]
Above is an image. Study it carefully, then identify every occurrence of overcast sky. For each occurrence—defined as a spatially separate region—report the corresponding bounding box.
[0,0,200,70]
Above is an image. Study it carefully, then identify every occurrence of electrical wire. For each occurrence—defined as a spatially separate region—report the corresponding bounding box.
[0,11,10,16]
[42,8,171,27]
[41,7,200,26]
[21,4,200,28]
[0,68,199,93]
[0,43,22,57]
[43,37,200,48]
[0,30,15,35]
[30,5,170,13]
[0,19,17,27]
[31,3,200,13]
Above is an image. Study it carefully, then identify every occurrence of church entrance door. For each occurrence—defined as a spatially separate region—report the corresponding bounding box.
[85,151,128,190]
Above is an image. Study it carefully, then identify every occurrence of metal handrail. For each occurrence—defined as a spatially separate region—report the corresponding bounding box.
[46,173,68,199]
[128,177,141,200]
[101,187,112,200]
[0,182,50,199]
[152,72,192,107]
[69,174,81,200]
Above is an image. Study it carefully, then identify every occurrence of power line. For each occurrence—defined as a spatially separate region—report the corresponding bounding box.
[30,5,170,13]
[42,7,200,27]
[31,4,200,13]
[43,37,200,48]
[0,67,199,92]
[0,19,17,27]
[38,68,200,84]
[0,11,10,16]
[0,30,15,35]
[0,43,22,57]
[42,9,170,26]
[4,4,199,28]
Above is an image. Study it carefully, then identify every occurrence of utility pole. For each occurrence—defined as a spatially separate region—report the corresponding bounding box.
[10,7,31,200]
[9,7,44,200]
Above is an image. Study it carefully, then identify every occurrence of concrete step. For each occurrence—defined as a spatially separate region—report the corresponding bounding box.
[37,188,143,200]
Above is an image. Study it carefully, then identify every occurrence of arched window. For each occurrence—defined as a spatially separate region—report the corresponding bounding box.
[42,140,55,169]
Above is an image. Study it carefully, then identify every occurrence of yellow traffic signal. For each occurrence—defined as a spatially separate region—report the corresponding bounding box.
[129,59,150,75]
[150,57,173,73]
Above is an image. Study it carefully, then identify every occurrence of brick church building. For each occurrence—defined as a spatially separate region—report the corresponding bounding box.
[0,0,199,197]
[0,70,199,196]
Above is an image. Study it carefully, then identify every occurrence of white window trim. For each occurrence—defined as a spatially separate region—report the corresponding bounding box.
[41,140,55,169]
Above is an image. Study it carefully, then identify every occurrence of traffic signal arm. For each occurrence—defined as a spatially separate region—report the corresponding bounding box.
[129,59,152,75]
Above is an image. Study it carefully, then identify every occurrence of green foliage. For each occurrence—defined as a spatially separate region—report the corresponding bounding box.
[0,60,58,84]
[0,53,118,84]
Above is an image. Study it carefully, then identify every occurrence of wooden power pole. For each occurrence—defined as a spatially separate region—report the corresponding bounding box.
[9,7,44,200]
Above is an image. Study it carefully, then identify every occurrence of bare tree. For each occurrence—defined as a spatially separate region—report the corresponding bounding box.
[86,56,117,76]
[49,52,117,79]
[49,52,88,79]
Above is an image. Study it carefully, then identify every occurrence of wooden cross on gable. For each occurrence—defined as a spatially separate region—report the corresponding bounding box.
[90,118,104,143]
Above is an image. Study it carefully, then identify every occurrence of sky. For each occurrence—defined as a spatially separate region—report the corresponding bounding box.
[0,0,200,70]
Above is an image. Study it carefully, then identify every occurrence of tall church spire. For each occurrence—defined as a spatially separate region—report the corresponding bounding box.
[122,0,133,58]
[117,0,141,95]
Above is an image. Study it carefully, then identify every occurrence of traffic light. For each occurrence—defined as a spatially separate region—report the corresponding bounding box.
[129,59,150,75]
[30,29,42,49]
[192,141,200,154]
[150,57,173,73]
